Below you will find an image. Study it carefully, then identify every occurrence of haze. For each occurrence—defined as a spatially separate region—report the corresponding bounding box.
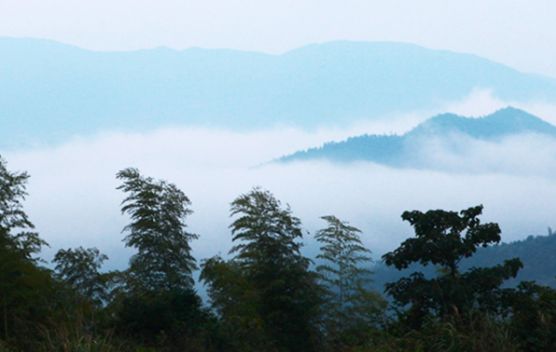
[4,92,556,269]
[1,1,556,77]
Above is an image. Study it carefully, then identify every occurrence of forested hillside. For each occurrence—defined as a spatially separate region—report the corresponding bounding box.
[280,107,556,166]
[373,231,556,294]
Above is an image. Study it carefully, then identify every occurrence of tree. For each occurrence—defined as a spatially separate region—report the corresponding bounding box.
[383,205,522,329]
[53,246,109,305]
[115,288,211,348]
[203,187,322,352]
[116,168,198,292]
[503,281,556,351]
[0,156,53,348]
[0,156,47,261]
[315,215,385,348]
[200,256,267,352]
[229,188,306,271]
[115,168,210,348]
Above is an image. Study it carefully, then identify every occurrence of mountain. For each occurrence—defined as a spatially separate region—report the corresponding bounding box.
[371,230,556,292]
[279,107,556,166]
[2,38,556,148]
[406,107,556,139]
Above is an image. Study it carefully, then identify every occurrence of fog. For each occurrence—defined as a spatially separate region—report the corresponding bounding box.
[3,92,556,270]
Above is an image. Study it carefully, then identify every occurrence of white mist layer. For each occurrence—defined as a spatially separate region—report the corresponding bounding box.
[3,129,556,270]
[3,90,556,269]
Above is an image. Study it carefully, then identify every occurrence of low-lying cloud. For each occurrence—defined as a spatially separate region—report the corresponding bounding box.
[3,90,556,270]
[3,132,556,271]
[409,133,556,176]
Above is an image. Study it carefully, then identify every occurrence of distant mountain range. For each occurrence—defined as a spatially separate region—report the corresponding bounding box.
[279,107,556,166]
[2,38,556,148]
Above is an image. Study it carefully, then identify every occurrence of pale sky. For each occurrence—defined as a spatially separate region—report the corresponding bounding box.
[0,0,555,77]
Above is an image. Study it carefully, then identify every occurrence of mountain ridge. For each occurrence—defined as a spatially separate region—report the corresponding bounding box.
[279,107,556,166]
[407,107,556,139]
[2,38,556,148]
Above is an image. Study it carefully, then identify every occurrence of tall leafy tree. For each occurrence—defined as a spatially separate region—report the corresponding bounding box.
[115,168,212,348]
[315,215,385,347]
[212,187,321,351]
[0,156,52,347]
[230,187,306,270]
[117,168,198,292]
[383,205,523,329]
[0,156,47,260]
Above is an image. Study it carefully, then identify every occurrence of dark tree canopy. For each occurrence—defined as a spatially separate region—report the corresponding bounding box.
[0,156,47,260]
[53,246,109,305]
[200,256,267,352]
[229,187,307,270]
[383,205,523,328]
[113,168,214,348]
[0,156,55,347]
[384,205,502,274]
[216,187,322,352]
[503,281,556,351]
[117,168,198,292]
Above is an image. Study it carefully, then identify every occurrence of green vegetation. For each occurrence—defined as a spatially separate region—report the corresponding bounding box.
[383,206,522,329]
[201,188,321,352]
[315,215,386,350]
[1,155,556,351]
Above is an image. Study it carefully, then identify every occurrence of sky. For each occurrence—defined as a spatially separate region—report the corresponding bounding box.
[0,0,555,77]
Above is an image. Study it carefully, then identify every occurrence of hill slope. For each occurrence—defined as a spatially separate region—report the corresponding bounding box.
[2,38,556,147]
[372,231,556,292]
[279,107,556,167]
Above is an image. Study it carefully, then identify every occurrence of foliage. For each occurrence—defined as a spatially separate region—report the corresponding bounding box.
[200,256,267,351]
[383,205,522,328]
[37,316,124,352]
[202,187,322,352]
[229,187,306,270]
[315,215,386,349]
[0,155,47,260]
[466,231,556,287]
[114,289,214,349]
[355,314,518,352]
[372,229,556,297]
[0,156,58,350]
[1,155,556,351]
[503,281,556,351]
[114,168,213,349]
[117,167,198,292]
[0,245,58,349]
[53,246,110,305]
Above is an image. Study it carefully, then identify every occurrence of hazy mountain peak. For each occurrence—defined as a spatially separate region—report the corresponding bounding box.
[408,107,556,140]
[280,108,556,167]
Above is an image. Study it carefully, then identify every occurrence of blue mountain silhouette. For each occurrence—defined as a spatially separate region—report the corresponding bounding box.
[2,38,556,147]
[279,107,556,165]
